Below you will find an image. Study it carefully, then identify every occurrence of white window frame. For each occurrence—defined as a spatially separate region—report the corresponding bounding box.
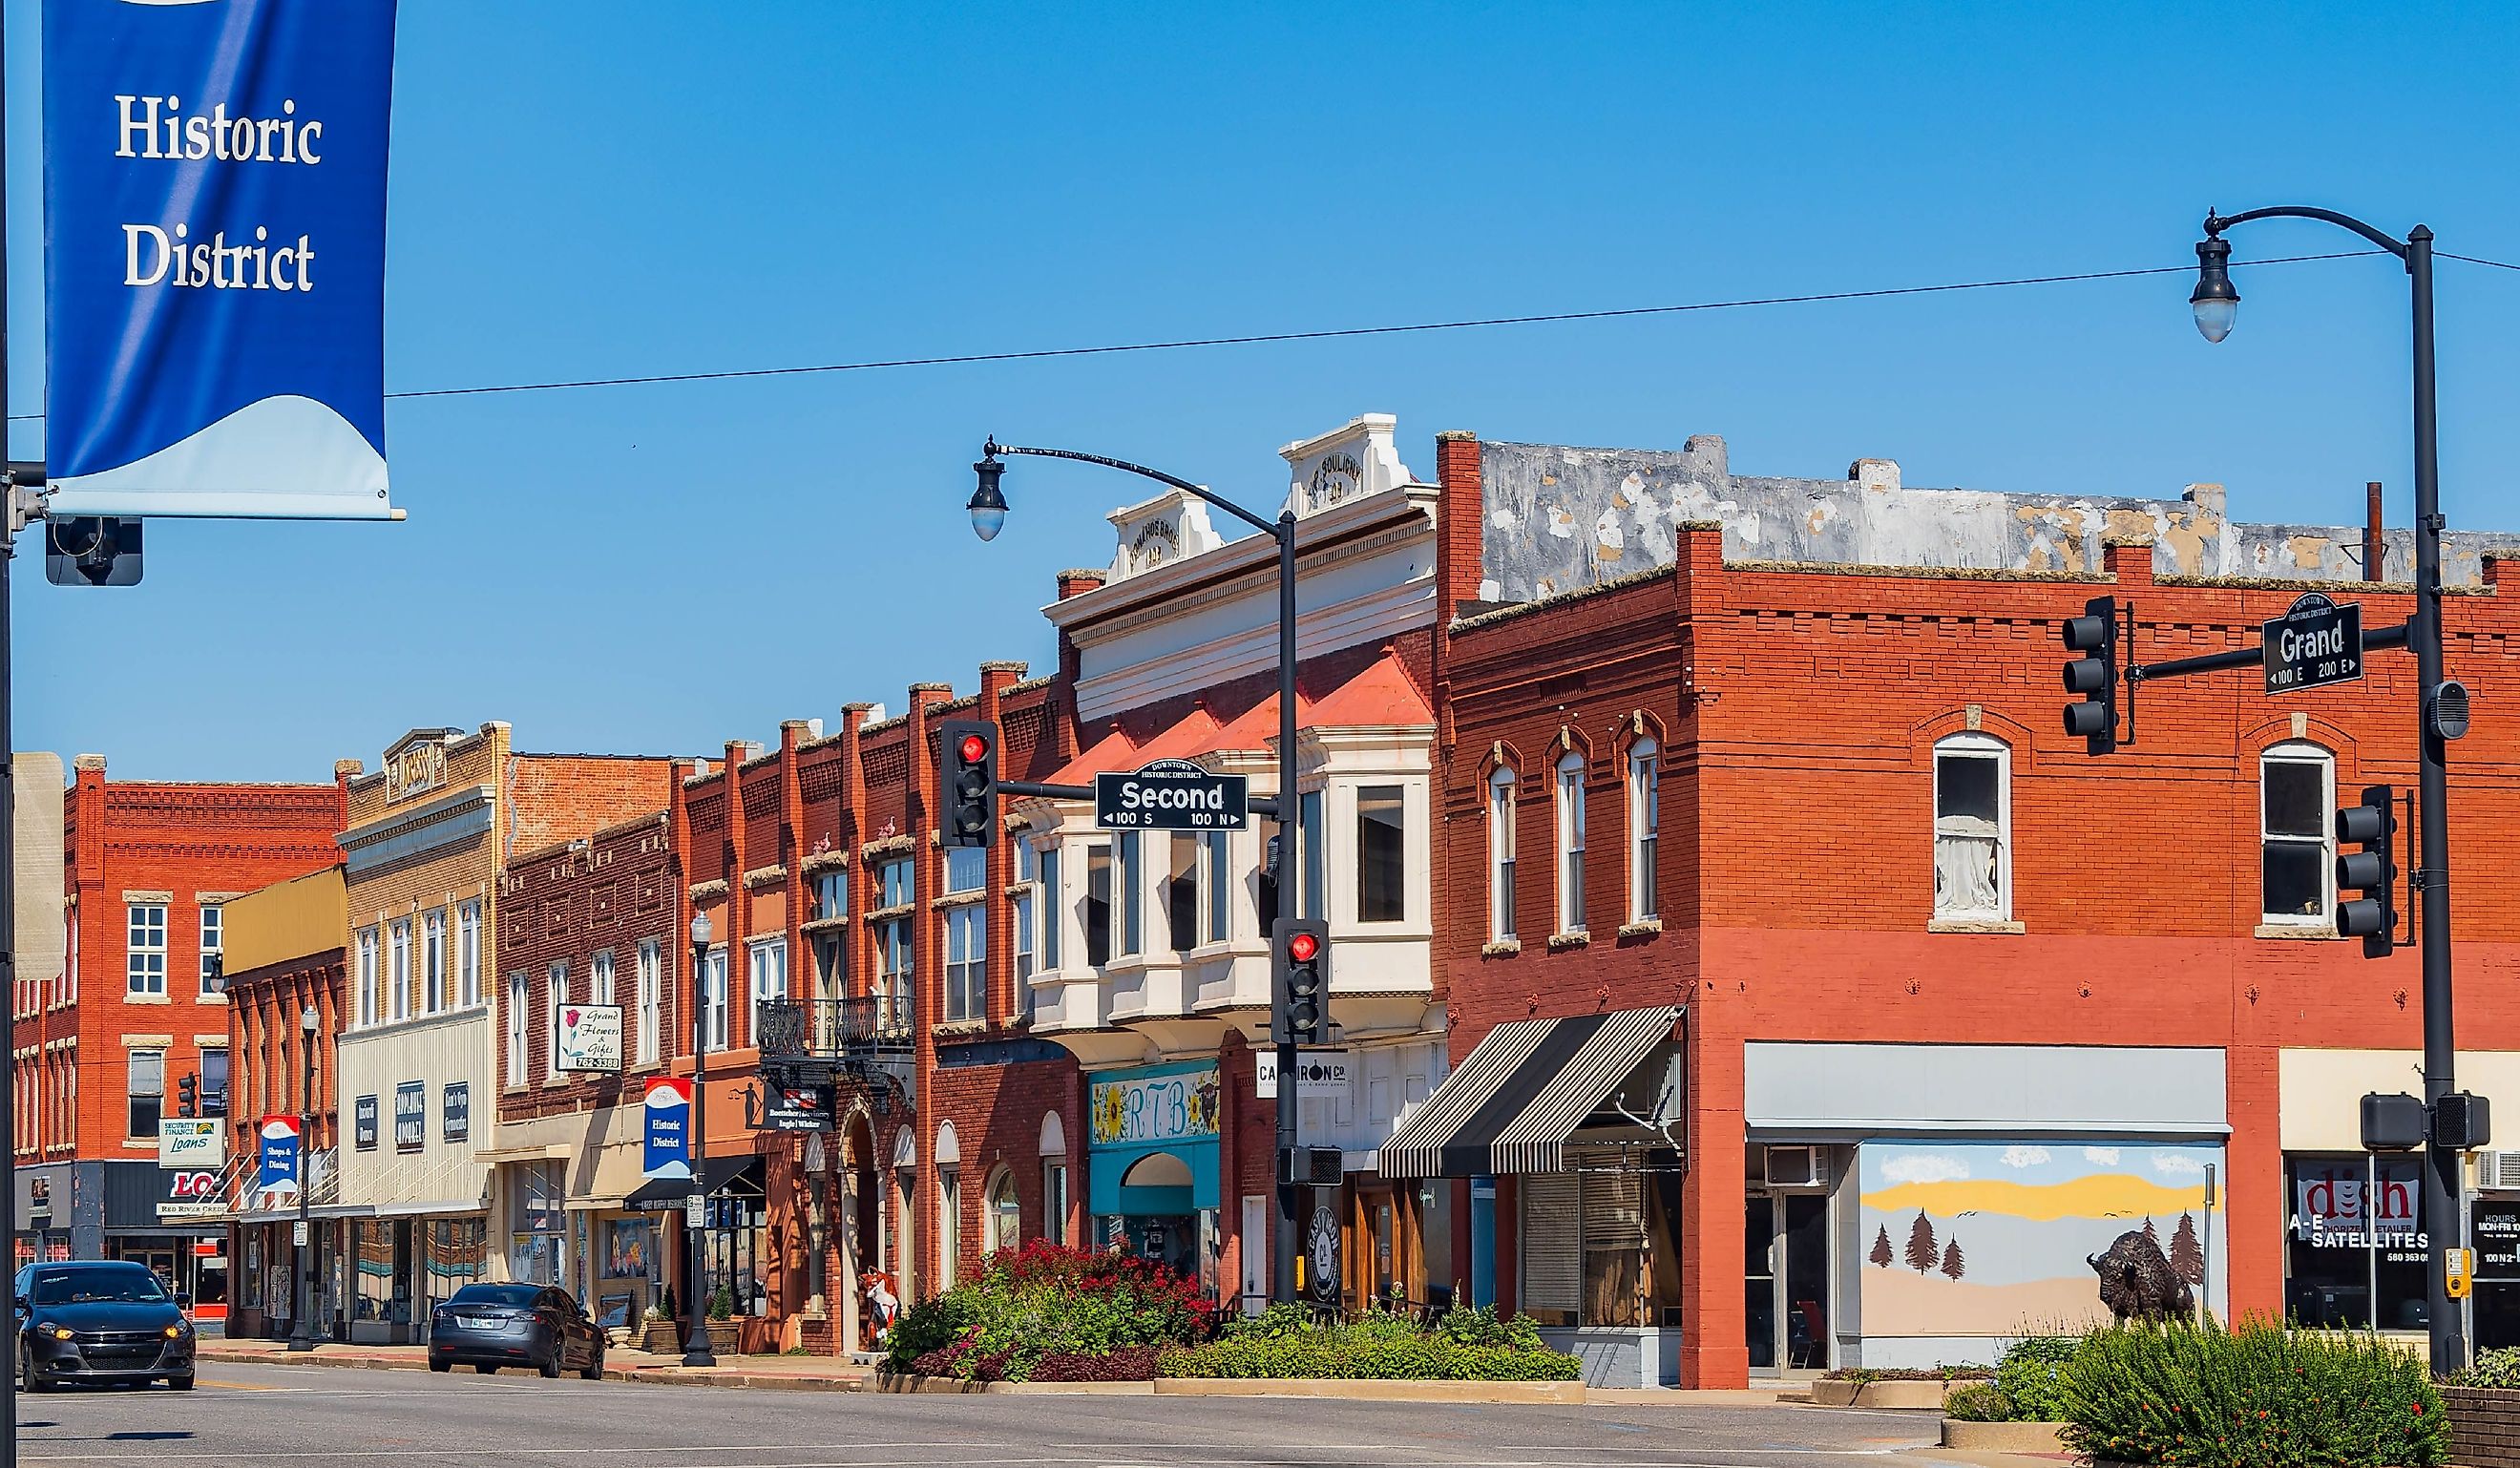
[1554,753,1587,935]
[388,919,412,1022]
[546,962,569,1080]
[1488,768,1518,942]
[813,870,848,922]
[1354,785,1407,925]
[746,938,788,1045]
[1012,844,1038,1012]
[944,906,986,1023]
[1932,732,2012,921]
[593,948,617,1007]
[457,901,483,1008]
[356,927,379,1027]
[1201,830,1231,946]
[1117,832,1143,957]
[423,909,447,1015]
[2261,741,2337,927]
[945,846,986,895]
[199,904,224,996]
[1626,742,1659,923]
[505,973,529,1085]
[126,903,167,997]
[127,1048,164,1140]
[702,947,729,1052]
[635,938,662,1065]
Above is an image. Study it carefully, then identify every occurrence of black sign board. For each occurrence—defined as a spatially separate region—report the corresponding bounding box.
[1095,759,1248,830]
[2477,1200,2520,1281]
[353,1095,379,1151]
[761,1084,831,1133]
[443,1082,470,1143]
[394,1081,426,1152]
[2264,593,2364,695]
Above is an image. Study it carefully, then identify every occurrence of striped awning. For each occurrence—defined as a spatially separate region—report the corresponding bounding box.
[1381,1006,1679,1179]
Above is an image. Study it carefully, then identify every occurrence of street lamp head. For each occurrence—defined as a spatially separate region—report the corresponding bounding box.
[969,445,1009,542]
[301,1005,319,1034]
[2191,234,2239,344]
[690,911,712,949]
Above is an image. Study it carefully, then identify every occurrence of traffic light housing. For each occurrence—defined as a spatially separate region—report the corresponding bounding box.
[938,719,998,849]
[1273,919,1330,1046]
[2336,783,2398,957]
[177,1073,199,1120]
[44,515,143,587]
[2059,595,2118,755]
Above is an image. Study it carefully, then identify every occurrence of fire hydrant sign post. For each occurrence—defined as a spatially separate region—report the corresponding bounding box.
[2264,593,2365,695]
[1095,758,1249,830]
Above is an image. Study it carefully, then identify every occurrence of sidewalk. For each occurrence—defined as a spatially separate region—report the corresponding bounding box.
[199,1337,877,1391]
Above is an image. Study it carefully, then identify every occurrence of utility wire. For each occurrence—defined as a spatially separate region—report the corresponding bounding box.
[19,244,2520,422]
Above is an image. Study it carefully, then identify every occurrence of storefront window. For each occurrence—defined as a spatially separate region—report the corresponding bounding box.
[1520,1147,1684,1328]
[425,1219,487,1309]
[2284,1153,2426,1331]
[704,1194,766,1317]
[353,1221,397,1324]
[986,1170,1021,1255]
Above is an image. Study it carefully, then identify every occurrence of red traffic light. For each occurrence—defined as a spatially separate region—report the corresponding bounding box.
[958,733,990,764]
[1286,931,1319,963]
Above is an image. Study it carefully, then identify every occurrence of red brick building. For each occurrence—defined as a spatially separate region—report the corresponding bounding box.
[1409,430,2520,1387]
[11,755,343,1318]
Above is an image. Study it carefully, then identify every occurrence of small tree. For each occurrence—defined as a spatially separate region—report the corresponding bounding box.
[2170,1211,2206,1286]
[1869,1225,1894,1269]
[1905,1211,1939,1274]
[2142,1215,2159,1246]
[1941,1237,1965,1281]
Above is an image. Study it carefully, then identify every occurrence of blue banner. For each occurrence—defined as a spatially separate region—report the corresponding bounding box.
[642,1078,692,1182]
[256,1114,300,1201]
[43,0,398,518]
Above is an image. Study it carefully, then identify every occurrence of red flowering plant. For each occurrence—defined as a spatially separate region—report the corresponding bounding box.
[885,1241,1220,1382]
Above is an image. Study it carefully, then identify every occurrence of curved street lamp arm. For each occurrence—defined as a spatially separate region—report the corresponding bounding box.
[986,439,1287,539]
[2205,206,2411,261]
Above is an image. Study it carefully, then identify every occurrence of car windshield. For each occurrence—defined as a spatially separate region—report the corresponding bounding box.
[446,1284,540,1309]
[30,1268,169,1306]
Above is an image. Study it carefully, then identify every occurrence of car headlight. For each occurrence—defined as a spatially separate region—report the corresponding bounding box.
[43,1325,72,1340]
[163,1324,187,1339]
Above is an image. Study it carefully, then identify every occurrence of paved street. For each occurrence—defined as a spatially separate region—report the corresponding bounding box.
[17,1363,1948,1468]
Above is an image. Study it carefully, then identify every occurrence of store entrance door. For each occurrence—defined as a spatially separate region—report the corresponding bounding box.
[1744,1192,1831,1374]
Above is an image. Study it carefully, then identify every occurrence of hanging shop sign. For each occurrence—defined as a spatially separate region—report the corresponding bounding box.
[256,1115,301,1205]
[1091,1064,1223,1147]
[42,0,400,517]
[556,1003,623,1074]
[157,1117,223,1169]
[1255,1049,1352,1100]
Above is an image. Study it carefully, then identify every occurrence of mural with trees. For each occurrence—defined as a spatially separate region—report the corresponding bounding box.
[1905,1211,1940,1273]
[2170,1212,2205,1286]
[1870,1225,1894,1269]
[1941,1238,1966,1280]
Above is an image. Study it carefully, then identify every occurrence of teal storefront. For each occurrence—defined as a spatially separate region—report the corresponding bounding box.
[1086,1060,1222,1289]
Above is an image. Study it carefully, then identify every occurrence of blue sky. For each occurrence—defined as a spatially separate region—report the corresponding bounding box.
[10,2,2519,781]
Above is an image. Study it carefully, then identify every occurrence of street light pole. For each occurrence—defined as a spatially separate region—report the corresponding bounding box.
[682,912,717,1367]
[287,1005,318,1352]
[969,440,1306,1307]
[2194,206,2462,1372]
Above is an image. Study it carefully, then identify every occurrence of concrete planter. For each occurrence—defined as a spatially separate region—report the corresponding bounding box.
[878,1373,1583,1404]
[2446,1385,2520,1468]
[1941,1418,2068,1453]
[1812,1376,1988,1409]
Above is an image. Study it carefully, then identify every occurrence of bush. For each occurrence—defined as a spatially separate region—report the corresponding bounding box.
[1822,1365,1992,1383]
[2452,1346,2520,1391]
[882,1241,1218,1381]
[1943,1382,2013,1422]
[1030,1346,1164,1381]
[1160,1327,1580,1381]
[1995,1335,2080,1422]
[2058,1319,2446,1468]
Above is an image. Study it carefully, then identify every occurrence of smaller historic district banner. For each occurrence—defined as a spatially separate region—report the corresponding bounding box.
[43,0,398,518]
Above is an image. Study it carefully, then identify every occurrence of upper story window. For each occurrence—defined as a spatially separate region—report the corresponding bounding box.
[1117,833,1144,957]
[593,948,617,1007]
[388,918,413,1022]
[944,906,985,1023]
[1299,792,1326,921]
[746,938,788,1044]
[199,904,224,996]
[635,938,662,1065]
[505,973,528,1084]
[873,917,909,1016]
[356,927,379,1027]
[1040,847,1061,972]
[1201,831,1231,945]
[1555,753,1587,935]
[1165,834,1199,953]
[126,904,167,996]
[2262,742,2336,926]
[1626,743,1659,924]
[127,1049,163,1140]
[1933,733,2010,921]
[1084,844,1113,967]
[1356,786,1405,924]
[701,946,729,1051]
[457,901,483,1008]
[546,962,569,1080]
[1488,768,1518,943]
[422,910,447,1015]
[877,859,914,911]
[813,870,848,922]
[946,847,986,895]
[1012,844,1039,1015]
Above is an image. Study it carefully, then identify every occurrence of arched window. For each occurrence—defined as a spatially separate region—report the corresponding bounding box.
[1933,733,2011,920]
[1627,740,1659,923]
[984,1169,1021,1256]
[2261,741,2335,926]
[1487,768,1517,943]
[935,1122,961,1292]
[1554,753,1587,935]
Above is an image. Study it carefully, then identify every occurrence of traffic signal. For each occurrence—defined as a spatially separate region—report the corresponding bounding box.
[44,515,143,587]
[177,1073,199,1120]
[938,719,998,849]
[1272,919,1330,1046]
[2336,783,2398,957]
[2059,595,2119,755]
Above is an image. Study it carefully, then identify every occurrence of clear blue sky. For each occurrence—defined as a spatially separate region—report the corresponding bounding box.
[10,2,2518,781]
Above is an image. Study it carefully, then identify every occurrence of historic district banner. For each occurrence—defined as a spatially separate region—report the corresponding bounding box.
[43,0,398,517]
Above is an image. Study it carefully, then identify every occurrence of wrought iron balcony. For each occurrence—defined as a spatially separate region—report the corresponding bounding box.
[755,995,914,1061]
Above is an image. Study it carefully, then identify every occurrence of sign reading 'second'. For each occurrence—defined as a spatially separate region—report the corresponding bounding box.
[1095,758,1248,830]
[43,0,399,519]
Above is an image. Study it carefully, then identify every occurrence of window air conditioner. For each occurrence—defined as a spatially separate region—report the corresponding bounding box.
[1764,1144,1826,1190]
[2480,1150,2520,1192]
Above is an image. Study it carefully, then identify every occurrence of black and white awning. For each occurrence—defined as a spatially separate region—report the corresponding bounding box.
[1381,1006,1680,1179]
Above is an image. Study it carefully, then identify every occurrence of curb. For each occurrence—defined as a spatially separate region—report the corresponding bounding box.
[1152,1376,1584,1404]
[1941,1418,2069,1453]
[200,1348,873,1393]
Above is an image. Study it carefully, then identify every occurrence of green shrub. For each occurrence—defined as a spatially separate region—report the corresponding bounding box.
[883,1242,1218,1381]
[2453,1346,2520,1391]
[2058,1319,2446,1468]
[1996,1335,2080,1423]
[1943,1382,2013,1422]
[1159,1330,1579,1381]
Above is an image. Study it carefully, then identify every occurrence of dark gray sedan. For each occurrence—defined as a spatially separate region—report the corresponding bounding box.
[427,1284,603,1379]
[13,1261,197,1391]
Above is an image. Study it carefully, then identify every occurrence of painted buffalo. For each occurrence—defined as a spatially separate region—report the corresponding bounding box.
[2088,1229,2195,1322]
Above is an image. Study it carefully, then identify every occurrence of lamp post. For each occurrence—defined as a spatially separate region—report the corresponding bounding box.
[2191,206,2463,1372]
[682,911,718,1367]
[287,1004,319,1352]
[970,439,1306,1307]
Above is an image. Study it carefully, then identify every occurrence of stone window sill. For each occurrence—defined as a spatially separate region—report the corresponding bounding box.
[124,993,172,1005]
[1480,939,1522,957]
[934,891,985,911]
[1927,918,2026,934]
[2256,923,2341,941]
[800,914,849,933]
[865,903,915,924]
[1617,919,1665,939]
[1545,931,1591,953]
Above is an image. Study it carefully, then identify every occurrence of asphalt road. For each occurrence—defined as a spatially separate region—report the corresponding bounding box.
[12,1362,1952,1468]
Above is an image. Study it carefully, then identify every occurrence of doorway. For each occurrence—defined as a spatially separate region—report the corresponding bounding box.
[1744,1191,1831,1374]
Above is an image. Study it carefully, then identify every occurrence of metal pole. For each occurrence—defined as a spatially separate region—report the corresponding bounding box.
[2407,224,2464,1374]
[1272,514,1299,1308]
[287,1021,313,1351]
[3,1,21,1444]
[682,938,715,1366]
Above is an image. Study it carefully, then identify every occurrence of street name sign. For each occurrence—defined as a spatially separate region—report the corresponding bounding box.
[1095,758,1248,830]
[2265,593,2364,695]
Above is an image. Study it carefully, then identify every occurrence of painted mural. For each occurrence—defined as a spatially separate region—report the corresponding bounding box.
[1857,1142,2227,1337]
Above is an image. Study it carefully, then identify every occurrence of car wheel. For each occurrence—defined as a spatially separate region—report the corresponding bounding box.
[472,1363,498,1374]
[537,1351,561,1380]
[579,1346,602,1381]
[429,1357,452,1374]
[165,1374,196,1392]
[21,1354,50,1395]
